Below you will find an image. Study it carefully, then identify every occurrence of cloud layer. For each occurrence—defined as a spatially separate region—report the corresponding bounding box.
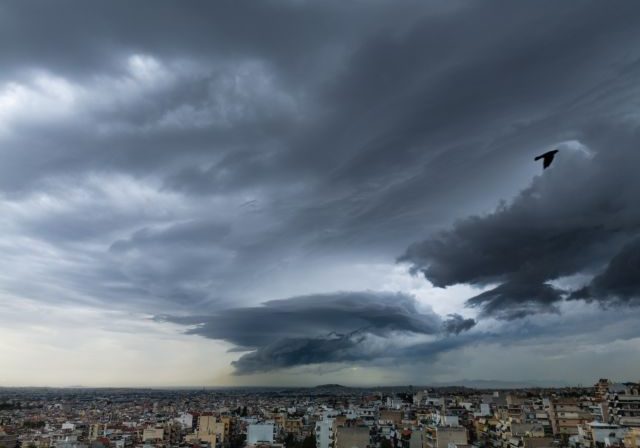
[161,292,476,374]
[401,143,640,319]
[2,0,640,383]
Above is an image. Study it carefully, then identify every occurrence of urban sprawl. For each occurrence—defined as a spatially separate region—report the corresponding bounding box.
[1,379,639,448]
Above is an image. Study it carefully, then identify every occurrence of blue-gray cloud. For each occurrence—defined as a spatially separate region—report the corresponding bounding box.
[160,292,475,374]
[570,238,640,305]
[1,0,640,381]
[401,142,640,318]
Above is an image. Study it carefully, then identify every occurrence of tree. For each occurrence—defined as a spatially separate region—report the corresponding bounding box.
[229,433,246,448]
[301,435,316,448]
[284,433,301,448]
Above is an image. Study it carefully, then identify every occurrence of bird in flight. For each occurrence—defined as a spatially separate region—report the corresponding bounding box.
[534,149,559,169]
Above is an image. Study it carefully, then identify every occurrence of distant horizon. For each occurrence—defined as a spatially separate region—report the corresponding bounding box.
[1,378,630,390]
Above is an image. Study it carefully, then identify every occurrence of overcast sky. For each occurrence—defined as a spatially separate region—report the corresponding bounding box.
[2,0,640,387]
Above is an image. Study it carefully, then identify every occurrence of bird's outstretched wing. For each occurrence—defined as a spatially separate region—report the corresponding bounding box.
[534,149,558,169]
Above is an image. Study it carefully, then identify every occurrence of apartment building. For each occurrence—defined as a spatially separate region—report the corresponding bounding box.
[548,399,591,436]
[316,417,335,448]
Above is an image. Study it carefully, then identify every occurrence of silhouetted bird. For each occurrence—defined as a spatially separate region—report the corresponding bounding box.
[534,149,559,169]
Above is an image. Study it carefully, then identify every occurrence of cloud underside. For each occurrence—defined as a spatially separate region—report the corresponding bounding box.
[401,144,640,319]
[191,143,640,372]
[161,292,475,374]
[161,286,640,375]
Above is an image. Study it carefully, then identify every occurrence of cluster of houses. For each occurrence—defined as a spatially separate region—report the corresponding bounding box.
[1,380,639,448]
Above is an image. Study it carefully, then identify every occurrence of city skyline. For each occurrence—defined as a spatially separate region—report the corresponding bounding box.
[2,1,640,387]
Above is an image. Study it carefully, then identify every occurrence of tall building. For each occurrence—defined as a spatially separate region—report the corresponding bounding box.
[548,399,591,436]
[220,416,232,440]
[316,417,335,448]
[197,415,225,446]
[595,379,612,401]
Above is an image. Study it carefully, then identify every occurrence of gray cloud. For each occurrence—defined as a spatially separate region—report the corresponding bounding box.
[231,331,369,375]
[401,142,640,318]
[2,0,640,382]
[160,292,474,374]
[443,314,477,334]
[466,280,564,320]
[161,289,640,376]
[165,291,443,343]
[571,238,640,305]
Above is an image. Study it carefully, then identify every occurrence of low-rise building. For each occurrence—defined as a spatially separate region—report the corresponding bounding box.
[423,426,467,448]
[335,426,370,448]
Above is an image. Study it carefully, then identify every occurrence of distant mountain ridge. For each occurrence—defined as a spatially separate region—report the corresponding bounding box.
[424,379,571,389]
[306,379,571,390]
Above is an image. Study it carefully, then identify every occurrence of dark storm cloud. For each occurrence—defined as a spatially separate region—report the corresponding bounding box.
[2,0,640,380]
[0,1,361,80]
[465,281,564,320]
[164,292,443,345]
[2,0,640,203]
[571,238,640,305]
[401,143,640,318]
[161,288,640,375]
[160,292,475,374]
[231,329,477,375]
[230,331,369,374]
